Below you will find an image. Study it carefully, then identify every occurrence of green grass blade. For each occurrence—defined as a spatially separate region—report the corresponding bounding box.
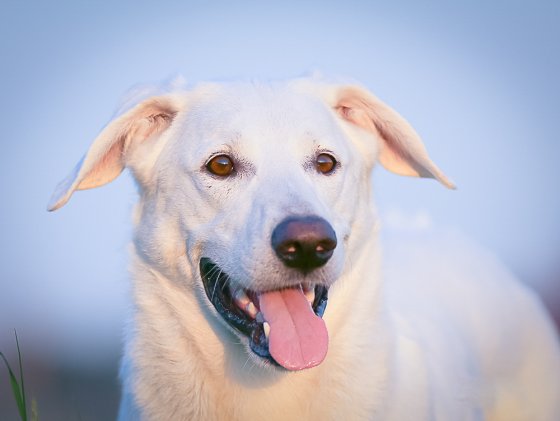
[0,350,27,420]
[31,398,39,421]
[15,331,28,420]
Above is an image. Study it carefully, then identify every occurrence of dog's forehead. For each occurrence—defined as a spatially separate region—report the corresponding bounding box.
[181,82,343,156]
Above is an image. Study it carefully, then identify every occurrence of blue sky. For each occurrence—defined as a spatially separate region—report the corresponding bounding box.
[1,0,559,365]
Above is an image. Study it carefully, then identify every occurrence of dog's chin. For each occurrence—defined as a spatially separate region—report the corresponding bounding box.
[199,258,329,371]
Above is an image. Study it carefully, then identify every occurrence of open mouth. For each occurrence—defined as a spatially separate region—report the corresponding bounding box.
[200,258,329,371]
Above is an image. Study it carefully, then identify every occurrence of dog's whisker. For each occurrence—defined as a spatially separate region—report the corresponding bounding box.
[206,266,221,278]
[241,355,252,372]
[220,280,230,293]
[210,270,221,302]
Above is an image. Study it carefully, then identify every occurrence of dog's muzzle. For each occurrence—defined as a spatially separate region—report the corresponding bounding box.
[200,215,337,371]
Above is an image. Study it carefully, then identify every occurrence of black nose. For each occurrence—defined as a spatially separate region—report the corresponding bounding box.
[271,216,337,273]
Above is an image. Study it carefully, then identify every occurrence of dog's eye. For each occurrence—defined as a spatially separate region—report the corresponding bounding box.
[315,153,337,174]
[206,155,234,177]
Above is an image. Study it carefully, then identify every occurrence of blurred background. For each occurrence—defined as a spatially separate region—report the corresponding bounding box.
[1,0,559,419]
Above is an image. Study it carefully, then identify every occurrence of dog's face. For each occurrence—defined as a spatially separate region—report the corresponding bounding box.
[159,84,370,370]
[48,78,453,371]
[168,84,355,286]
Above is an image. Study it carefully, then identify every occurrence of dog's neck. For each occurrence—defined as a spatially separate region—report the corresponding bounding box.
[119,227,393,420]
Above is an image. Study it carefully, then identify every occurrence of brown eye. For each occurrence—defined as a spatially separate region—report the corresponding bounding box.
[316,153,337,174]
[206,155,234,177]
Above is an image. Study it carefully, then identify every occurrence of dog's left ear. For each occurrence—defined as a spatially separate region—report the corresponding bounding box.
[47,94,183,211]
[334,86,455,189]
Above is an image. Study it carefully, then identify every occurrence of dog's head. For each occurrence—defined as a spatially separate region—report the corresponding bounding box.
[49,78,453,371]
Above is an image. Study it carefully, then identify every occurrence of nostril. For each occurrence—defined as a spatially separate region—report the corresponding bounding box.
[284,244,298,254]
[277,242,300,260]
[271,216,337,272]
[316,239,336,253]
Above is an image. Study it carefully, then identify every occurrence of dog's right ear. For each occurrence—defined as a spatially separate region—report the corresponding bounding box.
[47,94,183,211]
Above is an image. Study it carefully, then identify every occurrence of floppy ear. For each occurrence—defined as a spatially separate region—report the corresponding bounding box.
[47,94,182,211]
[335,86,455,189]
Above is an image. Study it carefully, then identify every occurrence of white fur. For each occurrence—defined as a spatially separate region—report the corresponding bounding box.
[49,78,560,420]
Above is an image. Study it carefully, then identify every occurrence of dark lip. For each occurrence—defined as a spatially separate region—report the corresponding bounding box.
[199,257,329,366]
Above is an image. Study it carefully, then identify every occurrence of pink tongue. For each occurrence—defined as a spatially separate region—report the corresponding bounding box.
[258,287,328,371]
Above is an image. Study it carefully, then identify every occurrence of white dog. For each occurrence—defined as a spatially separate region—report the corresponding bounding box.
[49,78,560,420]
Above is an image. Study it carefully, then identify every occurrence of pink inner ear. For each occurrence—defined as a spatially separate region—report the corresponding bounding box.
[77,135,126,190]
[337,91,422,167]
[334,88,455,188]
[76,104,177,191]
[130,111,175,143]
[336,99,389,152]
[337,105,353,120]
[337,100,415,172]
[47,94,181,211]
[336,101,377,133]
